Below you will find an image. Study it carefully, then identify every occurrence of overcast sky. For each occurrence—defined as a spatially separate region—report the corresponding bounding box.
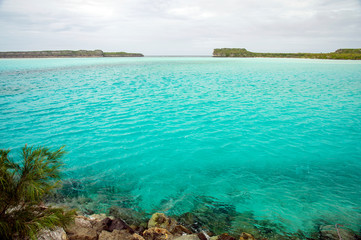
[0,0,360,55]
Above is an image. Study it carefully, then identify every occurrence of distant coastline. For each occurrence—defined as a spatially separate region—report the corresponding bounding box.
[213,48,361,60]
[0,50,144,58]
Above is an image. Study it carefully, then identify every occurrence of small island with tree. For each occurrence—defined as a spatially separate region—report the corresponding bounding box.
[213,48,361,60]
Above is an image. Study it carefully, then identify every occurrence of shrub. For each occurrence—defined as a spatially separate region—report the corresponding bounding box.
[0,145,76,240]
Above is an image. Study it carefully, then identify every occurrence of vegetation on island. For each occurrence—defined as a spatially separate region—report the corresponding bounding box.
[0,145,75,240]
[0,50,144,58]
[103,51,144,57]
[213,48,361,60]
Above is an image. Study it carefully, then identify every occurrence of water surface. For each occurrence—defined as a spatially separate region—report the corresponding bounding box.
[1,57,361,235]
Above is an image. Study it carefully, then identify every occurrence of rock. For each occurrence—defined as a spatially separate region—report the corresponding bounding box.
[174,234,200,240]
[319,225,359,240]
[65,216,97,240]
[92,219,106,234]
[148,213,177,232]
[172,225,193,236]
[239,232,255,240]
[143,227,173,240]
[178,212,196,226]
[130,224,146,235]
[217,233,236,240]
[99,217,134,233]
[66,226,97,240]
[37,227,68,240]
[197,232,209,240]
[109,206,147,226]
[134,234,146,240]
[89,213,108,221]
[75,217,92,228]
[98,230,118,240]
[98,229,145,240]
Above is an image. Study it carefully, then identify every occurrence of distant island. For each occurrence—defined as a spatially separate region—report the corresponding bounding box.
[213,48,361,60]
[0,50,144,58]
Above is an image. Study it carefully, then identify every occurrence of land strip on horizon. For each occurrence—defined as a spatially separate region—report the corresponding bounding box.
[213,48,361,60]
[0,50,144,58]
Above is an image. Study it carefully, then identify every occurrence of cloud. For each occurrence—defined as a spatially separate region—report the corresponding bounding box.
[0,0,360,54]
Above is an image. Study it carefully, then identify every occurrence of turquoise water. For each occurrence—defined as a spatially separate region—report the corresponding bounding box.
[1,57,361,235]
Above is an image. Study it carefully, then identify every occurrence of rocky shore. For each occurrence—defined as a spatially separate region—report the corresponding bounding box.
[37,211,361,240]
[38,212,259,240]
[43,178,361,240]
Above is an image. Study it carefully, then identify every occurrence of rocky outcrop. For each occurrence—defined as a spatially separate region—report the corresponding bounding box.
[65,215,135,240]
[38,212,294,240]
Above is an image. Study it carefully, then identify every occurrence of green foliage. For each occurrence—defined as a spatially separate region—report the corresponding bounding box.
[103,51,128,55]
[213,48,256,57]
[0,145,76,240]
[213,48,361,60]
[335,48,361,54]
[103,52,144,57]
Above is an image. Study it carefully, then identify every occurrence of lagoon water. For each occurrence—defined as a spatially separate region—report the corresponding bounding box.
[1,57,361,235]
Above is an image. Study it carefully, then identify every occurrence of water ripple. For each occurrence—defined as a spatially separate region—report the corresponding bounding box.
[1,57,361,235]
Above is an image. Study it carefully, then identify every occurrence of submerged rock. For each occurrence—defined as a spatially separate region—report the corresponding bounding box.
[178,212,196,226]
[177,200,237,234]
[60,179,84,198]
[172,225,193,236]
[143,227,173,240]
[319,225,359,240]
[109,206,148,226]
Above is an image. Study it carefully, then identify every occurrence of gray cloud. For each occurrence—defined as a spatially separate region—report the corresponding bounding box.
[0,0,360,54]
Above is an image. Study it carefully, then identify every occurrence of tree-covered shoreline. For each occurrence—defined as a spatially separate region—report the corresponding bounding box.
[213,48,361,60]
[0,50,144,58]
